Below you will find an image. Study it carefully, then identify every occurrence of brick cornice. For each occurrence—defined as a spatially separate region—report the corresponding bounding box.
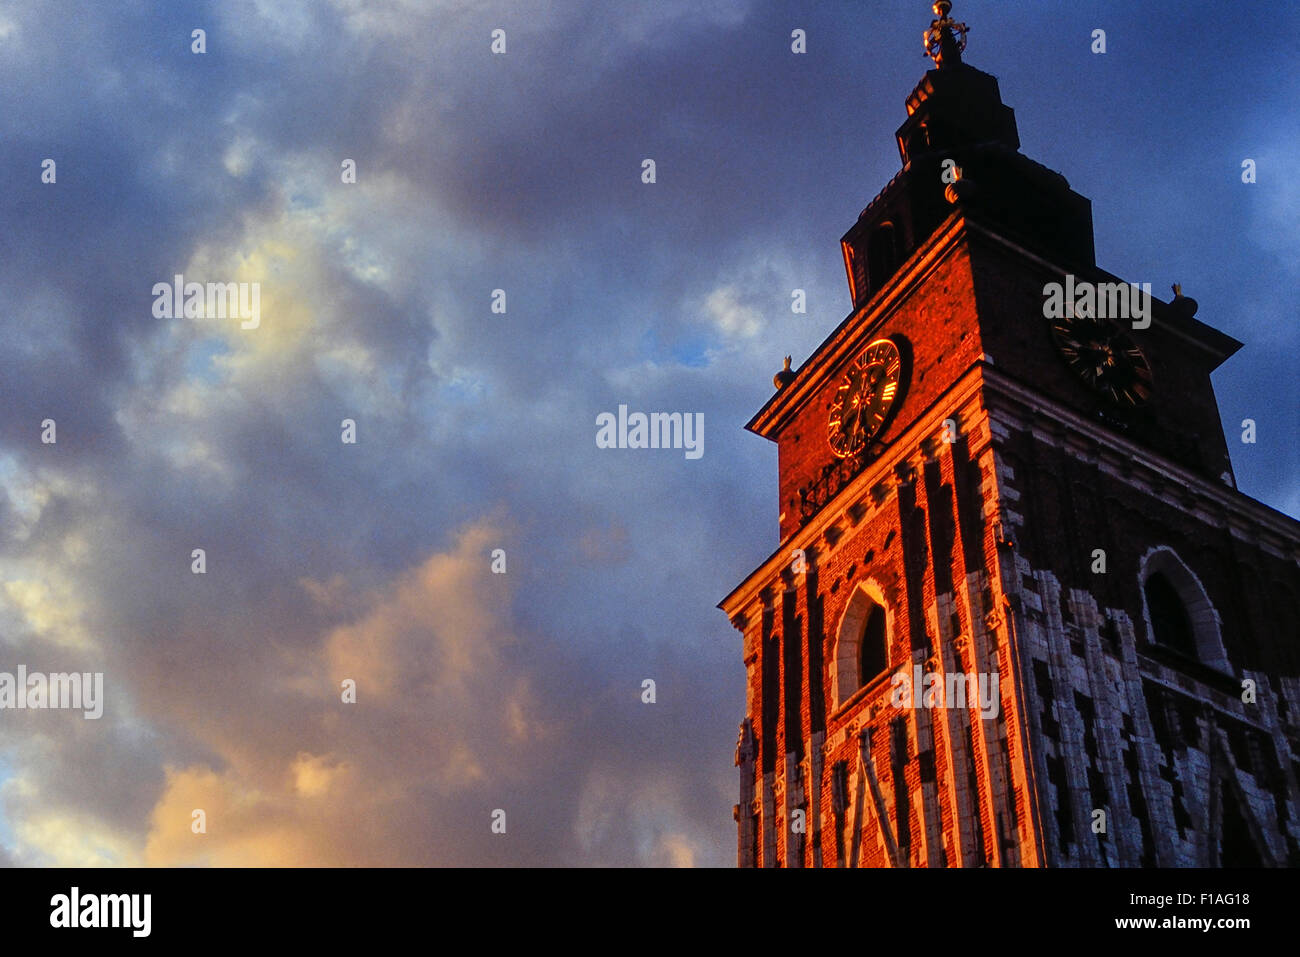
[719,360,995,623]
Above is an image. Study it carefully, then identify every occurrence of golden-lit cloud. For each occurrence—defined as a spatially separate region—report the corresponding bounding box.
[128,517,549,866]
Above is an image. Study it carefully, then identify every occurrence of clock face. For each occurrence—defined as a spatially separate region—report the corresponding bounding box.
[1051,315,1152,406]
[827,338,903,458]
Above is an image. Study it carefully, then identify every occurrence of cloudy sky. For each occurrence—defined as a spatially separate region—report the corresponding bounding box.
[0,0,1295,866]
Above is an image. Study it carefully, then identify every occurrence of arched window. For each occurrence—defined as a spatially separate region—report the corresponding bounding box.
[867,223,899,294]
[858,604,888,687]
[834,581,892,707]
[1218,782,1264,867]
[904,128,927,162]
[1138,547,1230,673]
[1143,572,1196,658]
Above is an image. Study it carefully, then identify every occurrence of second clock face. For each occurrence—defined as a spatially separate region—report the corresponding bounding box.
[827,338,903,458]
[1050,315,1153,406]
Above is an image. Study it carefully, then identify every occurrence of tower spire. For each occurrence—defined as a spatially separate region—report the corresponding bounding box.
[923,0,969,68]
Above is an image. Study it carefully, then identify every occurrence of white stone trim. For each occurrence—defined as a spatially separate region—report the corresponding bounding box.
[832,579,894,708]
[1137,545,1231,674]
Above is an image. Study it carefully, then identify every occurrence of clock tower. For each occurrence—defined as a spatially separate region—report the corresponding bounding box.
[722,2,1300,867]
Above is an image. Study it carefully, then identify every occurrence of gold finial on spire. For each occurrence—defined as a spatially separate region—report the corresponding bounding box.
[924,0,969,68]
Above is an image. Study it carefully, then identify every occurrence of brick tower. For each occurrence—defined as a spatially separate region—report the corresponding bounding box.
[720,2,1300,867]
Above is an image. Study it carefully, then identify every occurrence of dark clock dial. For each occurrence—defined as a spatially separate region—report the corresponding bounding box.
[1051,315,1153,407]
[827,338,903,458]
